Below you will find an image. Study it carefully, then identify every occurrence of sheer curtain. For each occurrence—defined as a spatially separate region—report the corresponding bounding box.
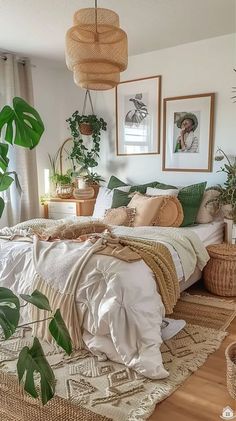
[0,53,40,227]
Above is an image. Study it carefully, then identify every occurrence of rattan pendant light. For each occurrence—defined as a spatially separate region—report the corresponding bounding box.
[65,1,128,90]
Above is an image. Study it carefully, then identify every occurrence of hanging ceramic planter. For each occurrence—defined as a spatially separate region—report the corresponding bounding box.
[79,90,94,135]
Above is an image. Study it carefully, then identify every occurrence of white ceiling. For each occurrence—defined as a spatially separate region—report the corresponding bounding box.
[0,0,235,62]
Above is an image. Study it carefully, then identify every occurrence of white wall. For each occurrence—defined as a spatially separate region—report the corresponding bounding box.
[31,58,84,197]
[32,34,236,195]
[92,33,236,187]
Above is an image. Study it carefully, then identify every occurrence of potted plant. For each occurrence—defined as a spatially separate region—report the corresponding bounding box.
[66,109,107,196]
[207,148,236,221]
[83,172,106,198]
[0,97,72,405]
[51,172,73,199]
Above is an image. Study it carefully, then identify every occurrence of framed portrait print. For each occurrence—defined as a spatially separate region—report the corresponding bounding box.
[116,75,161,155]
[163,93,215,172]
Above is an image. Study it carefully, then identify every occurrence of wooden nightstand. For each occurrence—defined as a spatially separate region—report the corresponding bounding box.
[43,198,96,219]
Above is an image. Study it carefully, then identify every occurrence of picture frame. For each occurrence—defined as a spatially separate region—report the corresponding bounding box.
[163,93,215,172]
[116,75,161,155]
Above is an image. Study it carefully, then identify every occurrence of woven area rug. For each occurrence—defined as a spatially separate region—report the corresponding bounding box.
[0,293,235,421]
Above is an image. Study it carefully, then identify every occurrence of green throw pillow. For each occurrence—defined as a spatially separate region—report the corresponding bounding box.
[107,176,128,190]
[130,181,159,194]
[112,189,131,208]
[178,182,207,227]
[108,175,160,194]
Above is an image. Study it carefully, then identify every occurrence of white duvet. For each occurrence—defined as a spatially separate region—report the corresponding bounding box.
[0,225,209,380]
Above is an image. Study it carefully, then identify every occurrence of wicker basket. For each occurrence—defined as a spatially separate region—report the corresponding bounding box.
[225,342,236,399]
[203,243,236,296]
[56,184,73,199]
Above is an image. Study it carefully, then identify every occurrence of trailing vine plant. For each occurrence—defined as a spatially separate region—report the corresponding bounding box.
[66,111,107,178]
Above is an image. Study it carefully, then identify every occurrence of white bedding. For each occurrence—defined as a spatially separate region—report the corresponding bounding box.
[0,221,219,380]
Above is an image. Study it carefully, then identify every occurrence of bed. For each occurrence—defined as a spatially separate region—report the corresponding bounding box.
[0,218,224,380]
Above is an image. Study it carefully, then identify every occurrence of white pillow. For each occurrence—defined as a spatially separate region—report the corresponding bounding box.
[92,186,131,218]
[146,187,179,197]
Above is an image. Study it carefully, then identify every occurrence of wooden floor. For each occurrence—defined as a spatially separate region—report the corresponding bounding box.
[149,282,236,421]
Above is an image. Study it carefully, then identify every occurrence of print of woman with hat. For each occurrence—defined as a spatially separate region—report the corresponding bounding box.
[175,112,199,153]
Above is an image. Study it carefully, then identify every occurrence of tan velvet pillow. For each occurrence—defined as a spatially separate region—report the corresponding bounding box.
[37,221,110,241]
[153,196,184,227]
[127,193,164,226]
[196,188,220,224]
[103,207,136,226]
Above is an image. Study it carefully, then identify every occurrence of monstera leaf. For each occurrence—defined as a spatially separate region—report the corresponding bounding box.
[20,290,52,312]
[0,142,9,172]
[0,197,4,218]
[49,309,72,355]
[0,97,44,149]
[17,337,55,405]
[0,287,20,339]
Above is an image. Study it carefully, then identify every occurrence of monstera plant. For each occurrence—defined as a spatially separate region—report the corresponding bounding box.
[0,97,72,404]
[0,96,44,217]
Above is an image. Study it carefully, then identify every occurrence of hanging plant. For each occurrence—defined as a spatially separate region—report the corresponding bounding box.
[66,90,107,178]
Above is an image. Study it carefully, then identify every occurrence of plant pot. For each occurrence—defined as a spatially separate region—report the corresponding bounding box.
[89,183,99,198]
[79,123,93,136]
[222,204,233,220]
[56,184,73,199]
[73,187,94,200]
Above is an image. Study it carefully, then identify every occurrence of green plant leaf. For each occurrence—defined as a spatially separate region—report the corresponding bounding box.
[0,97,44,149]
[0,173,14,192]
[0,197,4,218]
[17,337,55,405]
[0,287,20,339]
[20,290,52,311]
[0,142,9,172]
[49,309,72,355]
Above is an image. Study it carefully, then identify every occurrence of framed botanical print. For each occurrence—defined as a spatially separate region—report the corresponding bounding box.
[116,75,161,155]
[163,93,215,172]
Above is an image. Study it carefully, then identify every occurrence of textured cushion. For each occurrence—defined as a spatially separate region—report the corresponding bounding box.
[107,175,128,189]
[93,186,131,218]
[103,207,136,226]
[127,193,164,226]
[153,196,184,227]
[112,189,132,208]
[178,182,207,226]
[196,188,220,224]
[147,187,179,197]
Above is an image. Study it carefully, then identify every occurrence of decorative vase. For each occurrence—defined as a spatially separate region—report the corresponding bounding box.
[77,177,87,189]
[222,204,233,219]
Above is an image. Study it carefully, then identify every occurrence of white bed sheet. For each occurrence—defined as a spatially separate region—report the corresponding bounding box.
[185,220,224,247]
